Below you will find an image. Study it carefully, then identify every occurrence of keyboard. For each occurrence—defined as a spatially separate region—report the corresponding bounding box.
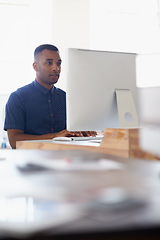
[53,136,103,142]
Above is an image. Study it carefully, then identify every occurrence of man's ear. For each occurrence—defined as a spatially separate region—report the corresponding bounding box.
[33,62,38,71]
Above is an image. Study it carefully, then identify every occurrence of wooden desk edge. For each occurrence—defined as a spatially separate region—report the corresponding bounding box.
[16,128,160,161]
[16,140,129,158]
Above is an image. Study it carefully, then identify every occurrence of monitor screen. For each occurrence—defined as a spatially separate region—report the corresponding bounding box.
[66,48,139,131]
[136,52,160,157]
[138,86,160,157]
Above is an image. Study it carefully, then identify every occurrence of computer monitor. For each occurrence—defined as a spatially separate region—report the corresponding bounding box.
[135,52,160,157]
[66,48,139,131]
[138,86,160,157]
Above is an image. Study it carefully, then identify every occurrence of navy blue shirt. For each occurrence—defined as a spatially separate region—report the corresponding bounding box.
[4,80,66,135]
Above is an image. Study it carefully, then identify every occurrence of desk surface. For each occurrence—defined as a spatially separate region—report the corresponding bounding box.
[16,128,160,160]
[0,149,160,239]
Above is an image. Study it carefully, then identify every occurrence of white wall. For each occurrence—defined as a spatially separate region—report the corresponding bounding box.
[51,0,90,91]
[89,0,160,53]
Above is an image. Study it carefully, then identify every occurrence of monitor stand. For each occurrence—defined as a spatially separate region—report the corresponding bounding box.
[115,89,139,128]
[99,89,160,159]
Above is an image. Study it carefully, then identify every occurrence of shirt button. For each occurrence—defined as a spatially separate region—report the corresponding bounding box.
[51,114,53,117]
[49,100,51,102]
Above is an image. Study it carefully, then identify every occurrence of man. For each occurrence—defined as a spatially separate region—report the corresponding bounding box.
[4,44,96,149]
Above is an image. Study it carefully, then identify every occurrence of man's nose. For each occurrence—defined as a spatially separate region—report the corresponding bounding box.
[52,64,60,71]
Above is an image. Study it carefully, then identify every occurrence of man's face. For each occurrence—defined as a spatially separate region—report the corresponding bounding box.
[33,49,62,89]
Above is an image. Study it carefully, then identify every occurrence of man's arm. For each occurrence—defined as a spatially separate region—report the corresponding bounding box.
[7,129,96,149]
[7,129,61,149]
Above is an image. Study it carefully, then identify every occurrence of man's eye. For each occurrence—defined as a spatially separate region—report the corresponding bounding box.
[57,62,61,67]
[46,62,52,65]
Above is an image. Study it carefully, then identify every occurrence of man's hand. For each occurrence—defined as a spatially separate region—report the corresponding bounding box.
[53,129,97,138]
[80,131,97,137]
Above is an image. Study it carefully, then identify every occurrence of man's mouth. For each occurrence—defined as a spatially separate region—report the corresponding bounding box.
[50,73,59,77]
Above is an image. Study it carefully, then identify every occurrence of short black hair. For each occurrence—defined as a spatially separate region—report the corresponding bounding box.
[34,44,59,59]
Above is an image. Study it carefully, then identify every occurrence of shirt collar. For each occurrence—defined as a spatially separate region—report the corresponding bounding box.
[34,79,55,94]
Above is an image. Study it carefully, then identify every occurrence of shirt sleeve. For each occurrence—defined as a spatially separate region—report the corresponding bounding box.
[4,92,25,131]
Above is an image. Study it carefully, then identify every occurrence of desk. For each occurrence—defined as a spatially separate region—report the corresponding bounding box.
[0,149,160,239]
[16,128,160,160]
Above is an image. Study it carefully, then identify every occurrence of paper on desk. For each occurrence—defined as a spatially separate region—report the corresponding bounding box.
[15,157,125,172]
